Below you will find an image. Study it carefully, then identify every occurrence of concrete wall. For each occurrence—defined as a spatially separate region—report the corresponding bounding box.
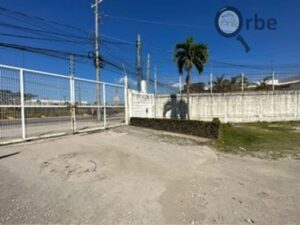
[128,90,155,118]
[129,90,300,123]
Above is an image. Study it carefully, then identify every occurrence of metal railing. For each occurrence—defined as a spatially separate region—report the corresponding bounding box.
[0,64,128,145]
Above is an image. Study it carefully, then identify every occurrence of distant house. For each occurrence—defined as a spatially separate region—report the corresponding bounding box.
[248,76,300,91]
[0,90,20,105]
[182,82,207,93]
[277,75,300,90]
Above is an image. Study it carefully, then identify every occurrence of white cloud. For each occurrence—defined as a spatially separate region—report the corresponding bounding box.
[171,82,184,89]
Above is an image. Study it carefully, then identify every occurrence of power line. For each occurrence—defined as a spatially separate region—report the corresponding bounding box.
[0,21,90,42]
[0,41,136,75]
[0,32,89,45]
[103,14,213,30]
[0,41,88,59]
[0,6,90,35]
[0,5,140,79]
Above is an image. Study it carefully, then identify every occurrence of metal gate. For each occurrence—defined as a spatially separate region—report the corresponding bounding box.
[0,64,128,145]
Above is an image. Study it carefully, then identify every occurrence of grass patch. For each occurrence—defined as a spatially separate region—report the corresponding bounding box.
[215,121,300,159]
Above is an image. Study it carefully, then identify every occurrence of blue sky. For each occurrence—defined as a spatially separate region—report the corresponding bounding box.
[0,0,299,87]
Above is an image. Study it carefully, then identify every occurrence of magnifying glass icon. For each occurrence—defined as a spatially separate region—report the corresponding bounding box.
[215,6,251,53]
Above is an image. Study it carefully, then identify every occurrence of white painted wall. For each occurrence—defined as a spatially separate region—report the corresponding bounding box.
[128,90,155,118]
[128,91,300,123]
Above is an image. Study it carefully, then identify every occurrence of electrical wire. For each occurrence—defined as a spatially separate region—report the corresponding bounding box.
[103,14,213,30]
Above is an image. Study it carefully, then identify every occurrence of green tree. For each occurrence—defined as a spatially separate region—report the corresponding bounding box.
[213,74,249,92]
[174,37,209,119]
[230,74,249,91]
[213,75,229,92]
[256,76,273,91]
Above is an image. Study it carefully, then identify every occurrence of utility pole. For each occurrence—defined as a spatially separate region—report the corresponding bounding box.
[92,0,103,120]
[136,34,142,92]
[92,0,102,81]
[146,54,151,93]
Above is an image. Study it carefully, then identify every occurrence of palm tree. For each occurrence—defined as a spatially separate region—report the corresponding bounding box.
[213,74,249,92]
[213,75,230,92]
[230,74,249,91]
[174,37,209,119]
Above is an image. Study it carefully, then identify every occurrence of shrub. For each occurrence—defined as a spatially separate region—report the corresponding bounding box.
[130,117,221,138]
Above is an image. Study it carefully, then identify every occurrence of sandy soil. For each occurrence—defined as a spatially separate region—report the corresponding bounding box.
[0,126,299,224]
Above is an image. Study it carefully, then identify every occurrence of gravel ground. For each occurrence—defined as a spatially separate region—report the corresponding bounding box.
[0,126,299,224]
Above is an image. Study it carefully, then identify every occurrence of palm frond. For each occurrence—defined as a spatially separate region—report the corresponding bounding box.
[174,37,209,76]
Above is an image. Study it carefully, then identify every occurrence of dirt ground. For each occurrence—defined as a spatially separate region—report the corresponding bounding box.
[0,126,299,224]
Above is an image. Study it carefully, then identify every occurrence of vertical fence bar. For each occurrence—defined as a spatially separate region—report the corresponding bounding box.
[103,83,106,128]
[19,69,26,140]
[70,76,76,134]
[124,75,129,125]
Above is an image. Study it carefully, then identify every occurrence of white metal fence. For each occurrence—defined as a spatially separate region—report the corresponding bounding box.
[0,64,127,144]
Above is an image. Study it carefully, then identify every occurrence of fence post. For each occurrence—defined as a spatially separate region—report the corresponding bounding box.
[103,83,106,128]
[70,76,76,134]
[69,54,76,134]
[124,74,129,125]
[19,69,26,140]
